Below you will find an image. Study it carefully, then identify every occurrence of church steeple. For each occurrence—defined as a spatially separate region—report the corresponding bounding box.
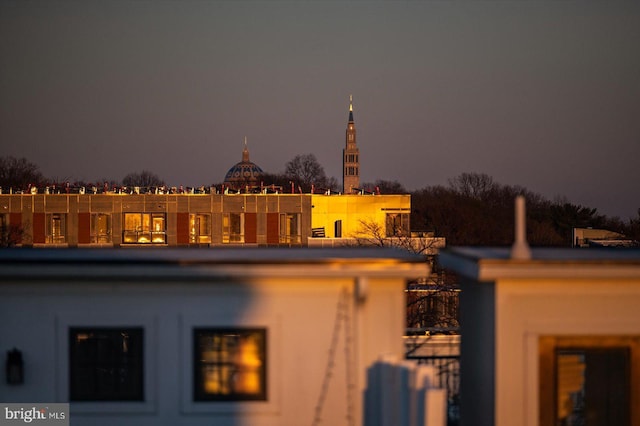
[343,95,360,193]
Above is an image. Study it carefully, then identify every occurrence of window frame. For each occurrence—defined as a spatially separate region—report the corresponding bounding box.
[122,213,166,244]
[69,327,145,402]
[90,213,112,244]
[279,213,301,244]
[56,315,156,414]
[539,335,640,426]
[385,212,410,237]
[189,213,211,244]
[46,213,66,244]
[193,327,267,402]
[222,213,244,243]
[180,314,281,415]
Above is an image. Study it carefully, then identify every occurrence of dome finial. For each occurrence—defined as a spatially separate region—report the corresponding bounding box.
[242,136,250,162]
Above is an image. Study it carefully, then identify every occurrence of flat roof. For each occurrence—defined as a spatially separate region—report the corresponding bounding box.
[440,247,640,281]
[0,247,428,281]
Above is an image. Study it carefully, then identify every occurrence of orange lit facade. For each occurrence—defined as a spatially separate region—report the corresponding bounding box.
[0,192,410,247]
[0,193,310,247]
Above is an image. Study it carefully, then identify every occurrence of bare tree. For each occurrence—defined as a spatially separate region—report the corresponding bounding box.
[0,220,26,247]
[412,173,573,246]
[625,209,640,242]
[284,154,336,192]
[448,172,497,199]
[0,156,45,191]
[122,170,165,188]
[361,179,407,194]
[347,218,442,255]
[346,218,458,353]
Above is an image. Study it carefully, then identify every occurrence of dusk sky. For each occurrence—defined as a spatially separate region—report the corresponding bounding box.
[1,1,638,219]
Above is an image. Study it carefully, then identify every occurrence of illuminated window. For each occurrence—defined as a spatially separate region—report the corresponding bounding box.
[189,213,211,244]
[69,327,144,401]
[222,213,243,243]
[193,328,267,401]
[539,336,640,426]
[279,213,300,244]
[385,213,409,237]
[123,213,166,244]
[90,213,111,244]
[46,213,66,243]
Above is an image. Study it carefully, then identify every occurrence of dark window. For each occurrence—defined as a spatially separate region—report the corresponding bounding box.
[69,327,144,401]
[386,213,410,237]
[556,348,630,426]
[539,336,640,426]
[193,328,267,401]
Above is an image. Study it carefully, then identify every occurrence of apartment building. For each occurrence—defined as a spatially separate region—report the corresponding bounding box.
[0,193,411,247]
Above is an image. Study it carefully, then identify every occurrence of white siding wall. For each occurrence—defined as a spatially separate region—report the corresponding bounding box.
[0,273,407,426]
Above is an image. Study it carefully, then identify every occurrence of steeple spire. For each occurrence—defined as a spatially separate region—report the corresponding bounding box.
[348,94,354,122]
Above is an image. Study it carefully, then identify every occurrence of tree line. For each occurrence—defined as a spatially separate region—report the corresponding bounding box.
[361,173,640,247]
[0,156,166,191]
[2,156,638,246]
[408,173,640,247]
[0,154,335,194]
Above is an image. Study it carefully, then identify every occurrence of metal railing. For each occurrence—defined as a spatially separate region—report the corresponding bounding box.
[406,354,460,426]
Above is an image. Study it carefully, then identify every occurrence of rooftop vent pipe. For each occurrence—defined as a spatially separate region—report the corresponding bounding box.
[511,195,532,260]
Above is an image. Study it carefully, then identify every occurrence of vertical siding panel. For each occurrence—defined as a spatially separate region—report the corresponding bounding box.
[176,212,189,245]
[9,213,21,228]
[77,213,91,244]
[245,213,257,244]
[266,212,279,244]
[9,213,23,245]
[32,212,45,244]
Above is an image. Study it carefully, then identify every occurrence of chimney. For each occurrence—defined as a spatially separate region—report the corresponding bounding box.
[511,195,532,260]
